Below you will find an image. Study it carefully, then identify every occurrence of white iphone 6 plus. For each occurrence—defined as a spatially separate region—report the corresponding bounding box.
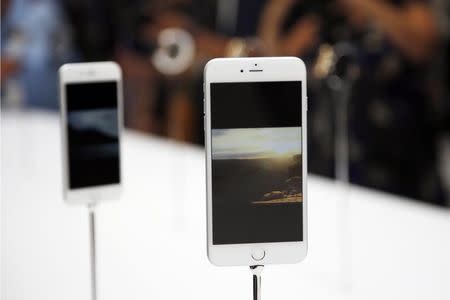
[204,57,307,266]
[59,62,123,204]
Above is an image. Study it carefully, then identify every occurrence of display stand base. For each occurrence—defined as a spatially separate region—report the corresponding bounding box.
[250,265,264,300]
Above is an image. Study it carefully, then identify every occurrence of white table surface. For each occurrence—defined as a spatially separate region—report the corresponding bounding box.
[2,111,450,300]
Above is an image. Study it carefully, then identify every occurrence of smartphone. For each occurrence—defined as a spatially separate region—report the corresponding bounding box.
[204,57,307,266]
[59,62,123,204]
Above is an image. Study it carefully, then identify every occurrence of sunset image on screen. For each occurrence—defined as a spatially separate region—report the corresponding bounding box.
[212,127,302,205]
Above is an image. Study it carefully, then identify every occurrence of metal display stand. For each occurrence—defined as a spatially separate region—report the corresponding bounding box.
[88,204,97,300]
[328,42,358,183]
[327,42,359,291]
[250,265,264,300]
[331,69,352,291]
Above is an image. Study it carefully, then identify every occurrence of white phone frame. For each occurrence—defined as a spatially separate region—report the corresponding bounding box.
[204,57,308,266]
[59,62,123,205]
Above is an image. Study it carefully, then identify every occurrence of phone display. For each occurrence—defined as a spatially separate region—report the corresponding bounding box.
[210,81,302,245]
[65,81,120,189]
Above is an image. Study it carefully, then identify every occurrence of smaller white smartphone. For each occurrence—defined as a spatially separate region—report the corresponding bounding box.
[204,57,307,266]
[59,62,123,204]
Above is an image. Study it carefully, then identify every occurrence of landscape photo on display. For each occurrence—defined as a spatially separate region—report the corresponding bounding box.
[212,126,302,206]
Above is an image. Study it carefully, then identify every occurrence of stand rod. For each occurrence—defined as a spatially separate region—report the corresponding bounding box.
[250,265,264,300]
[88,204,97,300]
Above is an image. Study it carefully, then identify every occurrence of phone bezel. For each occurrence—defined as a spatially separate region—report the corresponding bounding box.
[59,62,123,205]
[204,57,308,266]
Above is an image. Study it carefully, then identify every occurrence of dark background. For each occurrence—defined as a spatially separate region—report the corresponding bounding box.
[2,0,449,207]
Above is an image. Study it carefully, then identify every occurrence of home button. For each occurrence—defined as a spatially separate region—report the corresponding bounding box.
[251,248,265,261]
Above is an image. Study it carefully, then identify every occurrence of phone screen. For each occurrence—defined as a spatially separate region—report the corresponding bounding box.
[210,81,303,245]
[65,81,120,189]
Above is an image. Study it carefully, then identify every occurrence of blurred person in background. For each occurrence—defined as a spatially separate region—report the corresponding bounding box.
[431,0,450,206]
[60,0,291,141]
[258,0,446,204]
[1,0,76,109]
[109,0,266,141]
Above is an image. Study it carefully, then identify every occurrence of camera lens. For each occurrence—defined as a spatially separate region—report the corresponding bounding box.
[240,69,243,73]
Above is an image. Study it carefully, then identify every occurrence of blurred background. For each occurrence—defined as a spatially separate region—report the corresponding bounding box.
[2,0,449,207]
